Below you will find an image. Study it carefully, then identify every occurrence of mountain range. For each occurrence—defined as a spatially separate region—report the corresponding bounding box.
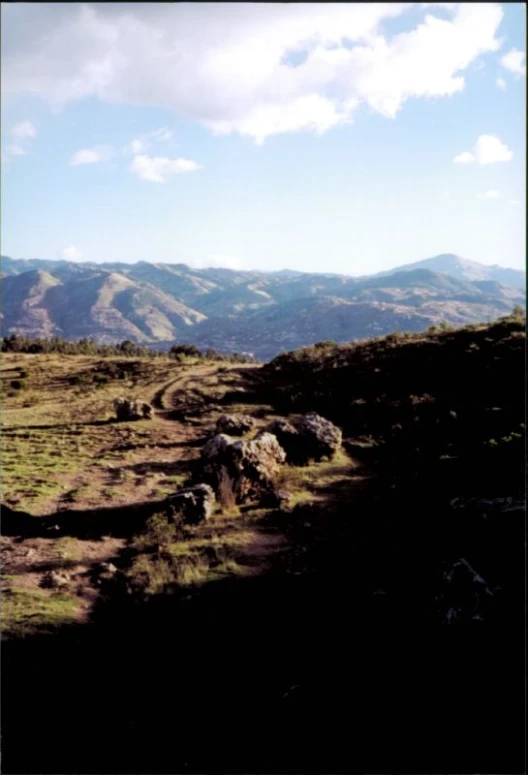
[1,253,525,359]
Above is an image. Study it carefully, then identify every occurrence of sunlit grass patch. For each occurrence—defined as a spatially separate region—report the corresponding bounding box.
[1,585,80,639]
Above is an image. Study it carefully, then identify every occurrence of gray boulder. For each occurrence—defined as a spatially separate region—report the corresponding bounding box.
[201,431,286,503]
[215,413,255,436]
[296,412,342,462]
[167,483,216,525]
[266,413,342,464]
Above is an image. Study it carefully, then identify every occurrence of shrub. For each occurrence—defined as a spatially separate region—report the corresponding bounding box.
[132,512,182,552]
[169,344,202,359]
[10,379,27,390]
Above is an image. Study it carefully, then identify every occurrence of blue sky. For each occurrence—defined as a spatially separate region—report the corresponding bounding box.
[1,2,525,275]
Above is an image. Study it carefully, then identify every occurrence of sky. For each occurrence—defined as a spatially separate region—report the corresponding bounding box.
[1,2,526,275]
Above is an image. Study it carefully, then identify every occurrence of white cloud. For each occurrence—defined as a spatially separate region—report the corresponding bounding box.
[192,253,244,270]
[495,76,507,90]
[5,143,27,156]
[11,120,37,139]
[453,134,513,165]
[122,127,173,155]
[150,127,173,142]
[69,145,113,165]
[508,198,522,205]
[453,150,475,163]
[500,48,526,76]
[62,245,84,261]
[124,138,146,155]
[3,119,37,157]
[477,189,500,199]
[130,154,200,182]
[1,3,505,143]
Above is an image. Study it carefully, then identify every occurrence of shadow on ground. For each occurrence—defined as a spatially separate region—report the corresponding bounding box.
[1,454,525,775]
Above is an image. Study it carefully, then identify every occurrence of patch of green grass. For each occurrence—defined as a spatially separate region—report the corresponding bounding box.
[1,586,80,639]
[126,551,210,595]
[287,490,315,509]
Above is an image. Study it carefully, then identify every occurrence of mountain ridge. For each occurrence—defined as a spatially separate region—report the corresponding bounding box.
[1,254,525,358]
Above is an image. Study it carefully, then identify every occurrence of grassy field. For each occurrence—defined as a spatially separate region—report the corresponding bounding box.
[1,352,357,640]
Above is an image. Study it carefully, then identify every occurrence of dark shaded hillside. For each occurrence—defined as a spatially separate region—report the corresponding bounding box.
[257,315,525,493]
[191,296,438,359]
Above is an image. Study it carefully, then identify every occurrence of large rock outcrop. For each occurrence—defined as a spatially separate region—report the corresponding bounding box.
[167,484,216,525]
[266,413,342,464]
[113,397,153,421]
[215,413,255,436]
[201,431,286,503]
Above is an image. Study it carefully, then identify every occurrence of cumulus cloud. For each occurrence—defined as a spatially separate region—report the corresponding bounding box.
[130,154,200,182]
[477,189,500,199]
[495,76,507,90]
[69,145,113,165]
[1,3,505,143]
[500,48,526,76]
[4,119,37,157]
[453,134,513,164]
[62,245,84,260]
[453,150,475,163]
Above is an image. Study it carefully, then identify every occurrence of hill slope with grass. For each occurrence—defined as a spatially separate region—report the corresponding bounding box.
[1,310,525,775]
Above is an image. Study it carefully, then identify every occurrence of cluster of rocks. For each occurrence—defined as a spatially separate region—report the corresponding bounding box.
[113,397,153,421]
[165,411,343,525]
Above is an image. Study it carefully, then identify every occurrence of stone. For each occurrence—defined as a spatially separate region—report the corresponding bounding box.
[113,397,153,422]
[43,569,70,588]
[260,488,291,510]
[265,419,302,464]
[200,431,286,503]
[435,558,495,623]
[215,413,255,436]
[295,412,342,462]
[140,402,153,419]
[267,413,342,464]
[167,483,216,525]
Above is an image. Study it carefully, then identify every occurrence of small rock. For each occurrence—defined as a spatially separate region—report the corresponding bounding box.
[215,413,255,436]
[167,483,216,524]
[43,569,70,589]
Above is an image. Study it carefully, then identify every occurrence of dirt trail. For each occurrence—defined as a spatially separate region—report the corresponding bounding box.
[150,363,220,418]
